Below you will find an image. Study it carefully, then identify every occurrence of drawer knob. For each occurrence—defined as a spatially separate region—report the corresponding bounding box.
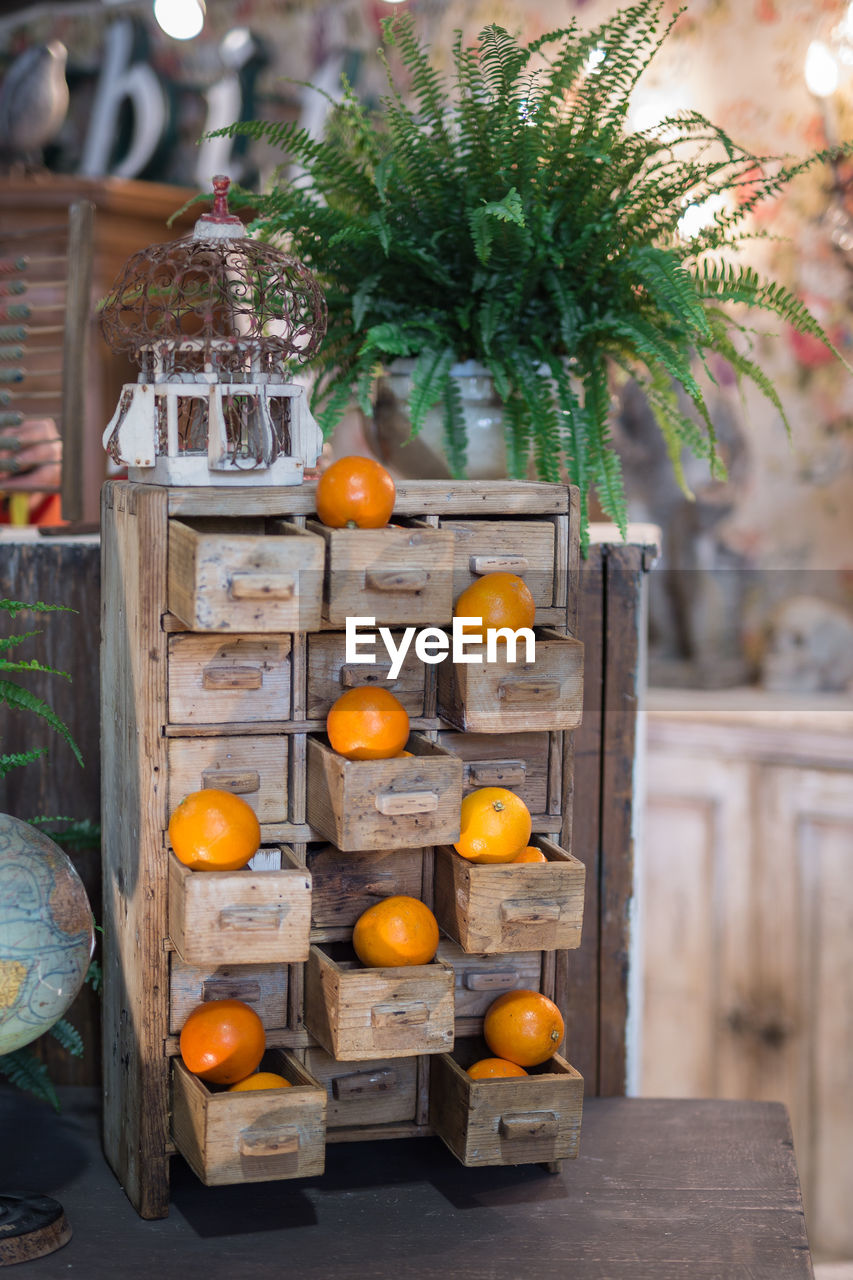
[365,569,428,593]
[218,904,288,931]
[470,555,529,575]
[465,759,526,788]
[238,1128,300,1158]
[463,970,519,992]
[499,1111,559,1140]
[499,899,563,923]
[202,664,263,691]
[229,572,295,601]
[331,1067,396,1099]
[498,679,560,704]
[201,978,262,1002]
[371,1002,428,1029]
[201,768,260,794]
[375,791,438,816]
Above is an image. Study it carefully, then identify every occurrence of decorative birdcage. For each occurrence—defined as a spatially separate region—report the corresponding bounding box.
[100,176,327,486]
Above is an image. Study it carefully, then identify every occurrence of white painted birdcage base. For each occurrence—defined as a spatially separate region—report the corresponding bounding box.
[128,454,307,486]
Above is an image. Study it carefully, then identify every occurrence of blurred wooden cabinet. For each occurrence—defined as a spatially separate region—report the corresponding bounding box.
[640,689,853,1258]
[0,176,196,523]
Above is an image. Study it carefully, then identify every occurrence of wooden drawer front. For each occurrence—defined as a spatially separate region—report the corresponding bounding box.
[436,940,542,1020]
[168,735,288,825]
[168,634,291,725]
[168,517,324,633]
[437,630,584,734]
[307,521,455,627]
[304,1048,418,1128]
[168,958,289,1034]
[168,848,311,966]
[306,632,427,720]
[306,734,463,852]
[440,519,556,607]
[434,837,585,954]
[429,1047,583,1167]
[304,944,455,1061]
[437,731,550,817]
[171,1052,326,1185]
[307,845,424,931]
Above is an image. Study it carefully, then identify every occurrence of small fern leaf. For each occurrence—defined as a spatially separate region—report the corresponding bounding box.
[0,1046,60,1111]
[441,375,468,478]
[49,1018,84,1058]
[408,347,456,435]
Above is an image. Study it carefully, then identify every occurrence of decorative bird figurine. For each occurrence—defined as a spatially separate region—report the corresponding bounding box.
[0,41,69,170]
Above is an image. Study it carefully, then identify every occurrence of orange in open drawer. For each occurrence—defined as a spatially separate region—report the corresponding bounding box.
[171,1049,326,1185]
[433,836,585,954]
[167,846,311,965]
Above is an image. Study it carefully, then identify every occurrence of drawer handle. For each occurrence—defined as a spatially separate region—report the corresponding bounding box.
[340,662,395,687]
[375,791,438,816]
[465,760,527,788]
[331,1067,396,1100]
[239,1128,300,1158]
[229,572,295,601]
[463,970,519,992]
[499,899,563,923]
[218,904,288,931]
[365,569,428,593]
[202,979,262,1003]
[499,1111,559,1140]
[470,555,529,575]
[498,679,560,705]
[201,768,260,794]
[371,1002,428,1029]
[202,664,263,691]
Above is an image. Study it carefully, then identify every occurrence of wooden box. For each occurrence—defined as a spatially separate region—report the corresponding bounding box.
[440,518,556,607]
[168,958,289,1034]
[429,1041,584,1167]
[167,634,292,725]
[433,836,585,954]
[168,517,324,633]
[306,631,427,720]
[306,520,455,627]
[171,1050,326,1185]
[167,847,311,966]
[307,845,424,932]
[303,1048,419,1128]
[436,939,542,1023]
[437,730,554,820]
[167,734,289,825]
[304,943,455,1061]
[306,734,463,851]
[438,630,584,734]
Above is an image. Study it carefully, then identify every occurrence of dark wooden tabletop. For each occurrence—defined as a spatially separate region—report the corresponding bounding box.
[0,1088,812,1279]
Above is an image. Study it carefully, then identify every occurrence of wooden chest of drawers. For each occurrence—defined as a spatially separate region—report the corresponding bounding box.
[100,478,583,1218]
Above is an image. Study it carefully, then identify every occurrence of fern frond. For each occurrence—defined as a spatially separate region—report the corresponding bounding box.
[48,1018,84,1058]
[0,682,84,767]
[0,1046,60,1111]
[0,748,47,776]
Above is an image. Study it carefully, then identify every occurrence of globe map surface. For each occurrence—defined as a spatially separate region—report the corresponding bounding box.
[0,814,94,1055]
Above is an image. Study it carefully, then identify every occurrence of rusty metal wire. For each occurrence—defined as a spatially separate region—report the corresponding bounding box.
[99,234,327,371]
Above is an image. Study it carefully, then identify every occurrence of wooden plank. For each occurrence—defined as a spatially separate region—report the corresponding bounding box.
[560,546,603,1091]
[100,481,171,1218]
[60,200,94,524]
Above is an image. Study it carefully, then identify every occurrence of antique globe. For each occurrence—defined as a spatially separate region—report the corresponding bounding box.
[0,813,94,1056]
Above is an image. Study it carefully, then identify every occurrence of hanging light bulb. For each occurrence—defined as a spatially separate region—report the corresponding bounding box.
[153,0,205,41]
[805,40,840,98]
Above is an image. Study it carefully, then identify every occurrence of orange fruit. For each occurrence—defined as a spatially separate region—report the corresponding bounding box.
[467,1057,529,1080]
[168,788,261,871]
[315,455,396,528]
[513,845,547,863]
[327,686,410,760]
[454,572,535,641]
[352,895,439,967]
[228,1072,293,1092]
[179,999,266,1085]
[454,787,532,863]
[483,989,565,1067]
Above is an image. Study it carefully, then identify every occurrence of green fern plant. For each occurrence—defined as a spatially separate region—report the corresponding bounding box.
[208,2,851,546]
[0,599,94,1110]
